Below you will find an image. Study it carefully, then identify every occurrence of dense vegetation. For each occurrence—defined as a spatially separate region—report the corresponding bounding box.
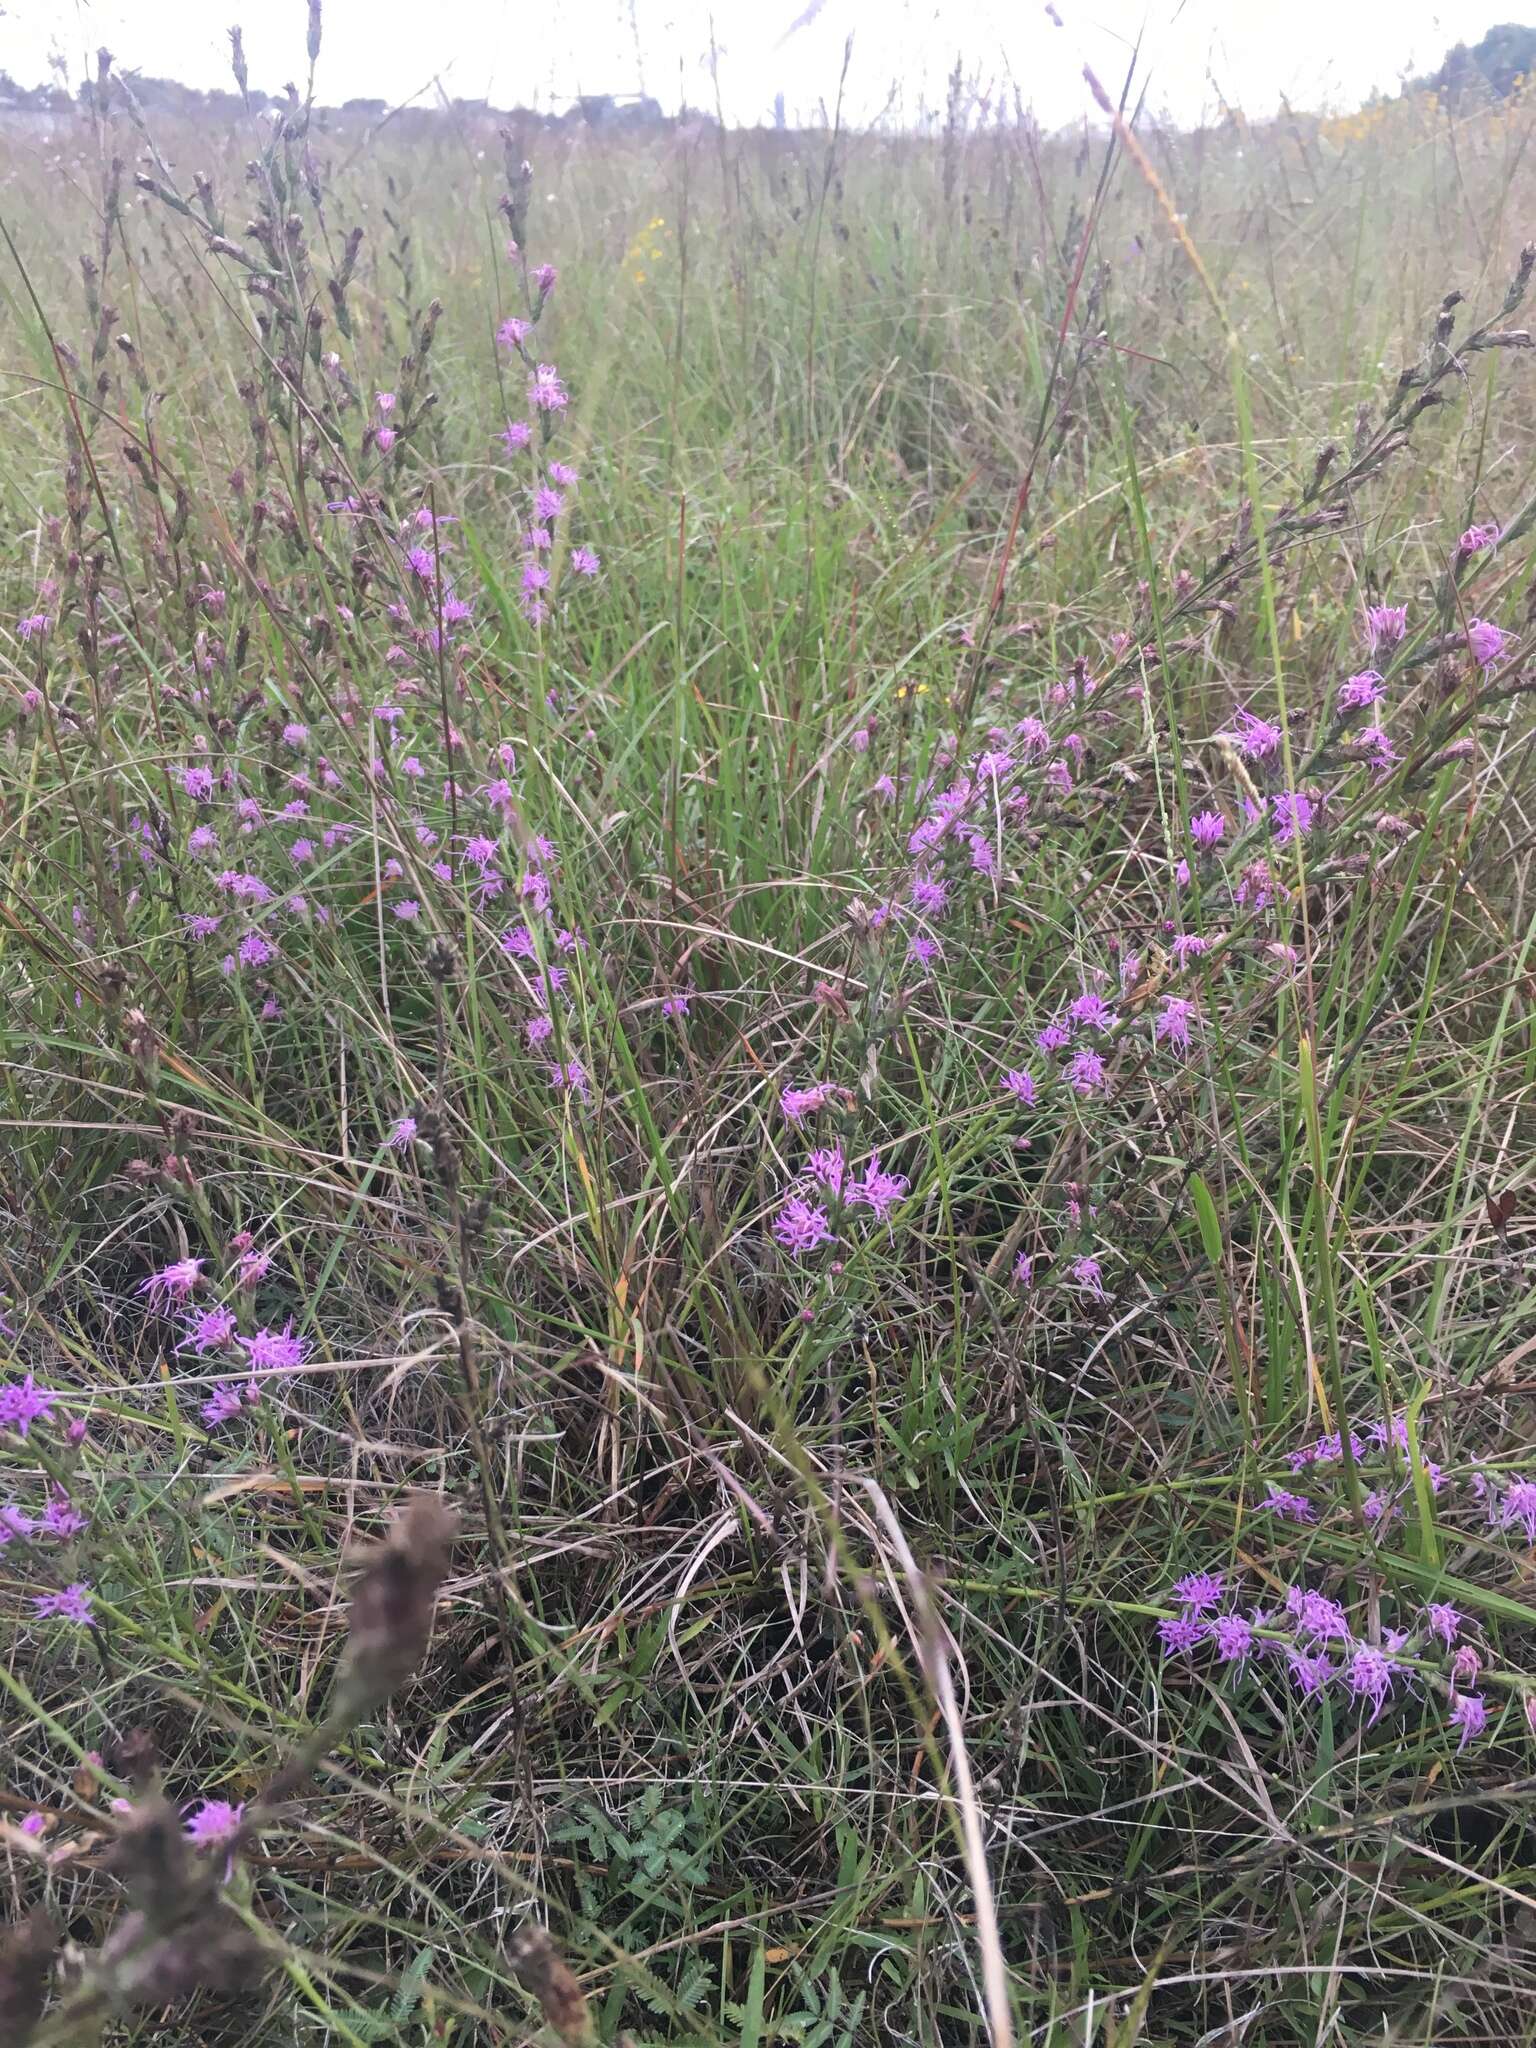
[5,22,1536,2045]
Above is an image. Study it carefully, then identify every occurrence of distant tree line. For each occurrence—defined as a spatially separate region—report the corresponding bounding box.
[1416,22,1536,102]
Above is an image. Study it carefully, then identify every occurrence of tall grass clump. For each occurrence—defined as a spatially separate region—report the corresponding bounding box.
[5,14,1536,2044]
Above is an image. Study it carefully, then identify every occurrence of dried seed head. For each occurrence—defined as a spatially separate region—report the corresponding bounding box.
[507,1924,593,2047]
[337,1495,458,1716]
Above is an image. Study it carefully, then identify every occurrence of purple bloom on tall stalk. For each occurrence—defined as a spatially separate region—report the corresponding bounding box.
[1070,1255,1106,1299]
[1157,1616,1207,1655]
[772,1196,834,1256]
[1456,522,1500,557]
[498,316,531,349]
[500,418,533,450]
[1189,808,1225,850]
[1154,995,1198,1049]
[1210,1613,1254,1663]
[1069,990,1117,1032]
[183,1305,237,1353]
[0,1374,58,1437]
[1345,1641,1399,1722]
[138,1257,205,1311]
[1286,1648,1335,1698]
[1270,790,1315,845]
[1449,1691,1488,1750]
[1012,1251,1034,1289]
[1263,1483,1315,1523]
[529,363,568,411]
[1364,603,1408,652]
[1503,1477,1536,1542]
[1338,669,1386,711]
[1218,707,1284,761]
[239,1323,306,1374]
[847,1153,909,1221]
[201,1383,244,1428]
[570,546,601,576]
[807,1147,846,1199]
[1066,1048,1107,1097]
[1001,1069,1036,1107]
[33,1582,94,1625]
[1285,1586,1350,1642]
[1171,1570,1225,1614]
[910,872,949,917]
[780,1083,834,1124]
[1467,617,1509,668]
[184,1797,244,1847]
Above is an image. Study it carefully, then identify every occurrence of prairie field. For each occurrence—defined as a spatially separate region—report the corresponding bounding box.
[6,33,1536,2047]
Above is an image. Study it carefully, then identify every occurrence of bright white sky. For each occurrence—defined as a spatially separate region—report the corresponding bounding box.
[1,0,1523,127]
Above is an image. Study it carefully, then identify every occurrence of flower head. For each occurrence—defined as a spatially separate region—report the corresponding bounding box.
[1001,1069,1036,1107]
[238,1323,306,1374]
[1364,604,1408,652]
[1157,1616,1207,1655]
[1189,809,1225,850]
[1154,995,1197,1050]
[529,363,568,412]
[1210,1612,1254,1663]
[1218,707,1284,761]
[33,1582,94,1625]
[201,1383,245,1428]
[1449,1691,1488,1751]
[1345,1640,1399,1722]
[1467,618,1509,668]
[847,1153,909,1222]
[0,1375,57,1438]
[1066,1048,1107,1096]
[183,1305,237,1354]
[1171,1570,1225,1613]
[772,1196,835,1256]
[184,1797,244,1847]
[138,1257,205,1311]
[1338,669,1387,712]
[1424,1601,1465,1648]
[1262,1484,1315,1523]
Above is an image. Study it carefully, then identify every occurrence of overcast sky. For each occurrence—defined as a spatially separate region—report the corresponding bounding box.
[2,0,1521,127]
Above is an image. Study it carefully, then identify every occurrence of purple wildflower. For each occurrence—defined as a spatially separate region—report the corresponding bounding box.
[1210,1612,1254,1663]
[1218,708,1284,761]
[1154,995,1197,1050]
[1012,1251,1034,1289]
[1001,1069,1036,1107]
[41,1495,86,1539]
[1457,522,1500,557]
[1189,809,1225,850]
[501,419,533,451]
[529,363,568,412]
[1449,1692,1488,1750]
[1338,669,1386,711]
[33,1583,94,1626]
[238,1323,306,1374]
[1171,1571,1225,1614]
[498,316,531,349]
[1069,991,1117,1032]
[184,1797,244,1847]
[910,872,949,918]
[1286,1649,1335,1698]
[548,1060,592,1103]
[772,1197,835,1256]
[1035,1020,1071,1055]
[1467,617,1509,667]
[781,1083,834,1124]
[0,1375,58,1437]
[570,546,601,576]
[807,1146,847,1199]
[201,1383,244,1428]
[1066,1048,1107,1096]
[183,1306,237,1354]
[1070,1255,1106,1299]
[1270,790,1315,844]
[1262,1484,1315,1523]
[138,1257,205,1311]
[1364,604,1408,652]
[847,1154,909,1222]
[1503,1477,1536,1543]
[1344,1641,1398,1722]
[1157,1616,1207,1655]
